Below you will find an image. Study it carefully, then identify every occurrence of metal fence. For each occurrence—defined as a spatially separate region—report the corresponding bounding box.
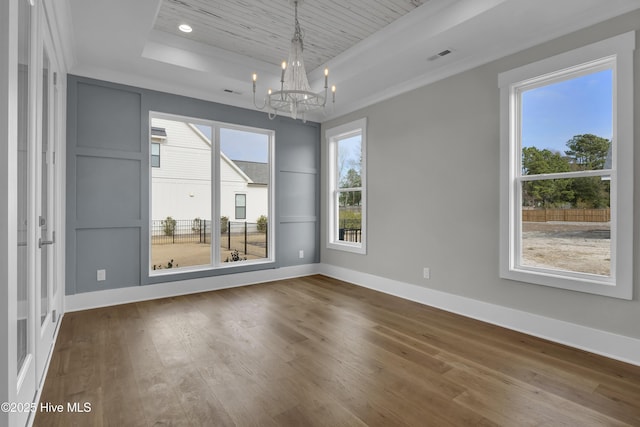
[338,219,361,243]
[151,219,211,244]
[222,221,268,258]
[151,219,268,258]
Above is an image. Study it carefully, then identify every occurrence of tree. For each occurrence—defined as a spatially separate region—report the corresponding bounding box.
[564,134,610,170]
[571,177,610,208]
[521,135,612,208]
[521,147,573,207]
[339,168,361,206]
[564,134,611,208]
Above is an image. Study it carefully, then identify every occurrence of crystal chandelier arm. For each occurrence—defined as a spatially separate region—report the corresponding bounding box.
[321,68,329,107]
[252,73,267,109]
[323,86,336,116]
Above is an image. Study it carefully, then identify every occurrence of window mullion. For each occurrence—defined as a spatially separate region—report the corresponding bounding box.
[519,169,613,181]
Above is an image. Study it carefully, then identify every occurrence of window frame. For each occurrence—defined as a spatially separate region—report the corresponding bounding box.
[148,111,275,276]
[235,193,246,220]
[150,142,160,168]
[498,32,634,299]
[326,118,367,254]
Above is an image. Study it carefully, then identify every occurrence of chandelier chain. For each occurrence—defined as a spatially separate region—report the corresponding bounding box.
[293,0,304,50]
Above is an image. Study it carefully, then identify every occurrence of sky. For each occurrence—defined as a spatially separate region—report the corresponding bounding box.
[195,125,269,163]
[521,69,612,153]
[338,135,361,182]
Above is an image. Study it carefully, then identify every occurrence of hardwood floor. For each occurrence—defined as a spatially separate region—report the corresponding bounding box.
[34,275,640,426]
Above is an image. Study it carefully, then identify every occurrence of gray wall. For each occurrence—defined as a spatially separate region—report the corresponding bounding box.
[66,75,320,295]
[321,11,640,339]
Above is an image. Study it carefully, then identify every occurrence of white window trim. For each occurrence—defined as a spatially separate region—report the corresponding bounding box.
[498,31,634,299]
[326,118,367,254]
[235,193,246,220]
[150,142,160,168]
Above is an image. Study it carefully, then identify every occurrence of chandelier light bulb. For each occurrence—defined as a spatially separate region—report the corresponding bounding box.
[252,73,257,82]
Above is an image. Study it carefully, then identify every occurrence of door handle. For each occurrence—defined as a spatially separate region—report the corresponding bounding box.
[38,231,55,249]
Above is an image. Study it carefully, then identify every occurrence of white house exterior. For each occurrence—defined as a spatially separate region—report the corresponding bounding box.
[151,117,269,224]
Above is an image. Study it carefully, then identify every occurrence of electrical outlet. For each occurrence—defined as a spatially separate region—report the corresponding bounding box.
[423,267,430,279]
[299,250,304,259]
[97,269,106,281]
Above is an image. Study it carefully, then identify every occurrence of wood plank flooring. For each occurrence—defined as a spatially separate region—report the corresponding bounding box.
[34,275,640,426]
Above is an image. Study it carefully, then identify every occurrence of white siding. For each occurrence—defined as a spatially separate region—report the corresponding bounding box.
[151,117,268,224]
[151,118,211,181]
[220,184,268,222]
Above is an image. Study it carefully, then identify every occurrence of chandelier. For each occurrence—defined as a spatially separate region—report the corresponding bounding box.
[252,0,335,121]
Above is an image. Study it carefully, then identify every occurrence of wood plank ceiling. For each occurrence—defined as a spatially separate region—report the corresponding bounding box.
[154,0,427,70]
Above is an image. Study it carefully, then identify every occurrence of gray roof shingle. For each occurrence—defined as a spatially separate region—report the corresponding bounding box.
[232,160,269,185]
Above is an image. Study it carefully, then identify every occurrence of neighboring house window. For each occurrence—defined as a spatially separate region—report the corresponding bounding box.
[235,194,246,219]
[326,118,366,254]
[149,113,274,274]
[498,32,634,299]
[151,143,160,167]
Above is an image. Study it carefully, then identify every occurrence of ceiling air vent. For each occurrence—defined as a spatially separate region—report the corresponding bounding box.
[223,89,242,95]
[427,49,453,61]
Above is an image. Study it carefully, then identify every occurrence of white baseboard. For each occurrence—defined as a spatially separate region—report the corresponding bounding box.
[318,263,640,367]
[65,262,640,366]
[65,264,318,312]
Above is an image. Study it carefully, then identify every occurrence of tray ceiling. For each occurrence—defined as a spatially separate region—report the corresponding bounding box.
[64,0,640,122]
[153,0,427,70]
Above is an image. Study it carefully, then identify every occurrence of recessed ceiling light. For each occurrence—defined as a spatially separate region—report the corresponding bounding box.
[178,24,193,33]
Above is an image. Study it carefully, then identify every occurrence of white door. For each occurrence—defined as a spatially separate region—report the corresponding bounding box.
[13,2,63,425]
[14,2,37,426]
[35,9,62,385]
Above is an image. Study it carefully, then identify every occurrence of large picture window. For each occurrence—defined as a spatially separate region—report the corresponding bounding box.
[499,32,634,299]
[326,118,367,254]
[149,113,273,273]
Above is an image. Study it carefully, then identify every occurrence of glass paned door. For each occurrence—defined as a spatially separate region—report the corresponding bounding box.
[11,2,63,425]
[14,1,37,426]
[35,17,61,384]
[17,0,31,379]
[40,48,50,325]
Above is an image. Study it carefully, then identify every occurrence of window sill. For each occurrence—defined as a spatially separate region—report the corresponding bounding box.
[149,258,276,278]
[327,241,366,255]
[500,266,630,300]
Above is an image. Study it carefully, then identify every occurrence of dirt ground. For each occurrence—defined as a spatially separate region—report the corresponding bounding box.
[521,221,611,276]
[150,222,610,276]
[151,240,266,270]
